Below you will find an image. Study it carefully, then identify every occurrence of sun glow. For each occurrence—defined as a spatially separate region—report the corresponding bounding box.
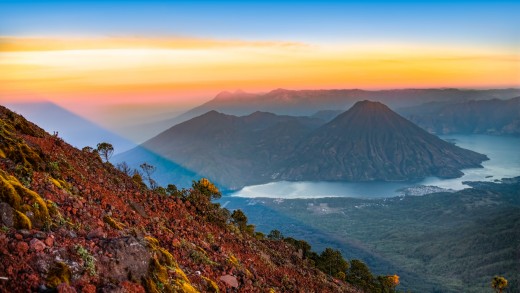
[1,36,518,108]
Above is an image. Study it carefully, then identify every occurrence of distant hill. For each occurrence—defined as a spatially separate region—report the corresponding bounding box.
[398,97,520,136]
[278,100,488,182]
[130,101,488,189]
[5,102,137,154]
[127,111,325,189]
[155,88,520,128]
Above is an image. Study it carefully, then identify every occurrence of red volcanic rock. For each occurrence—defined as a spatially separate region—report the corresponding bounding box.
[87,228,105,239]
[44,236,54,247]
[16,241,29,255]
[220,274,239,288]
[0,202,14,227]
[81,284,96,293]
[30,238,46,252]
[96,237,151,283]
[57,283,77,293]
[120,281,146,293]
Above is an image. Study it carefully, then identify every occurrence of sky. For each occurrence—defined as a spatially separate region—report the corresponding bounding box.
[0,0,519,132]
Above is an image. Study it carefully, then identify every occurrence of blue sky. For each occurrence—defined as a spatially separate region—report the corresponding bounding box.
[1,0,519,49]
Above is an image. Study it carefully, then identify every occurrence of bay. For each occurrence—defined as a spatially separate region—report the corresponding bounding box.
[229,134,520,198]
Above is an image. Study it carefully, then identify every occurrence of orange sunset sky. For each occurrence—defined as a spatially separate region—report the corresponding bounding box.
[1,1,519,130]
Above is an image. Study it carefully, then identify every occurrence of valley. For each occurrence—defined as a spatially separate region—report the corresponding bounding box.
[222,178,520,292]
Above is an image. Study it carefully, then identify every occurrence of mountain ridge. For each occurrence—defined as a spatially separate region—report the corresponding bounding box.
[155,88,520,129]
[128,100,488,189]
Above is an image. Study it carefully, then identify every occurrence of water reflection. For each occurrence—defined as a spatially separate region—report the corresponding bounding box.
[230,135,520,198]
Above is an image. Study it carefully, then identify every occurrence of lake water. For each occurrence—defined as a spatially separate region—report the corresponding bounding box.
[229,134,520,199]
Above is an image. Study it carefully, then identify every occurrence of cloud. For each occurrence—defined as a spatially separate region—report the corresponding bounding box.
[0,36,307,52]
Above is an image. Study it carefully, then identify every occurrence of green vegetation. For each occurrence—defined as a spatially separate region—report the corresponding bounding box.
[240,179,520,292]
[230,209,248,231]
[267,229,283,240]
[274,229,398,293]
[75,245,97,276]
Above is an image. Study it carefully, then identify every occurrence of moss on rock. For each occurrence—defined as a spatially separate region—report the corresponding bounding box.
[0,170,50,229]
[46,262,71,288]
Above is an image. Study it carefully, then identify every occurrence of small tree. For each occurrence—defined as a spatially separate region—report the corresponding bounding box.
[492,276,508,293]
[346,259,375,291]
[131,170,145,189]
[267,229,284,240]
[116,162,132,175]
[166,184,179,196]
[316,248,349,277]
[192,178,221,200]
[378,275,400,293]
[187,178,223,219]
[96,142,114,162]
[139,162,157,189]
[231,209,248,231]
[82,146,94,153]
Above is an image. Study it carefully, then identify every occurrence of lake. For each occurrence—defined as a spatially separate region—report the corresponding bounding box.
[229,134,520,199]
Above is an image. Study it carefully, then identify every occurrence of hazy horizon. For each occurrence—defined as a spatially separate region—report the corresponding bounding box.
[1,0,519,134]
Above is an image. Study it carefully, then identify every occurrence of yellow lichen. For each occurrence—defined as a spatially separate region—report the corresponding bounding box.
[14,210,31,229]
[174,267,189,283]
[49,177,62,189]
[143,237,199,293]
[173,279,199,293]
[103,215,124,230]
[1,169,50,228]
[14,183,49,227]
[201,276,219,293]
[0,148,5,159]
[228,254,240,267]
[46,262,71,288]
[0,172,22,208]
[145,236,160,247]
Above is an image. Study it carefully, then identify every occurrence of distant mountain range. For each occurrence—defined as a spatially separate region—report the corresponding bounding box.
[121,100,488,189]
[154,88,520,128]
[398,97,520,136]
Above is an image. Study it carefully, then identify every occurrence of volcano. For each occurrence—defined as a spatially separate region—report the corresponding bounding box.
[278,100,488,181]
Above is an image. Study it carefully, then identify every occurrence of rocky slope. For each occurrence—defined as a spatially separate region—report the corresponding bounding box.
[0,105,358,292]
